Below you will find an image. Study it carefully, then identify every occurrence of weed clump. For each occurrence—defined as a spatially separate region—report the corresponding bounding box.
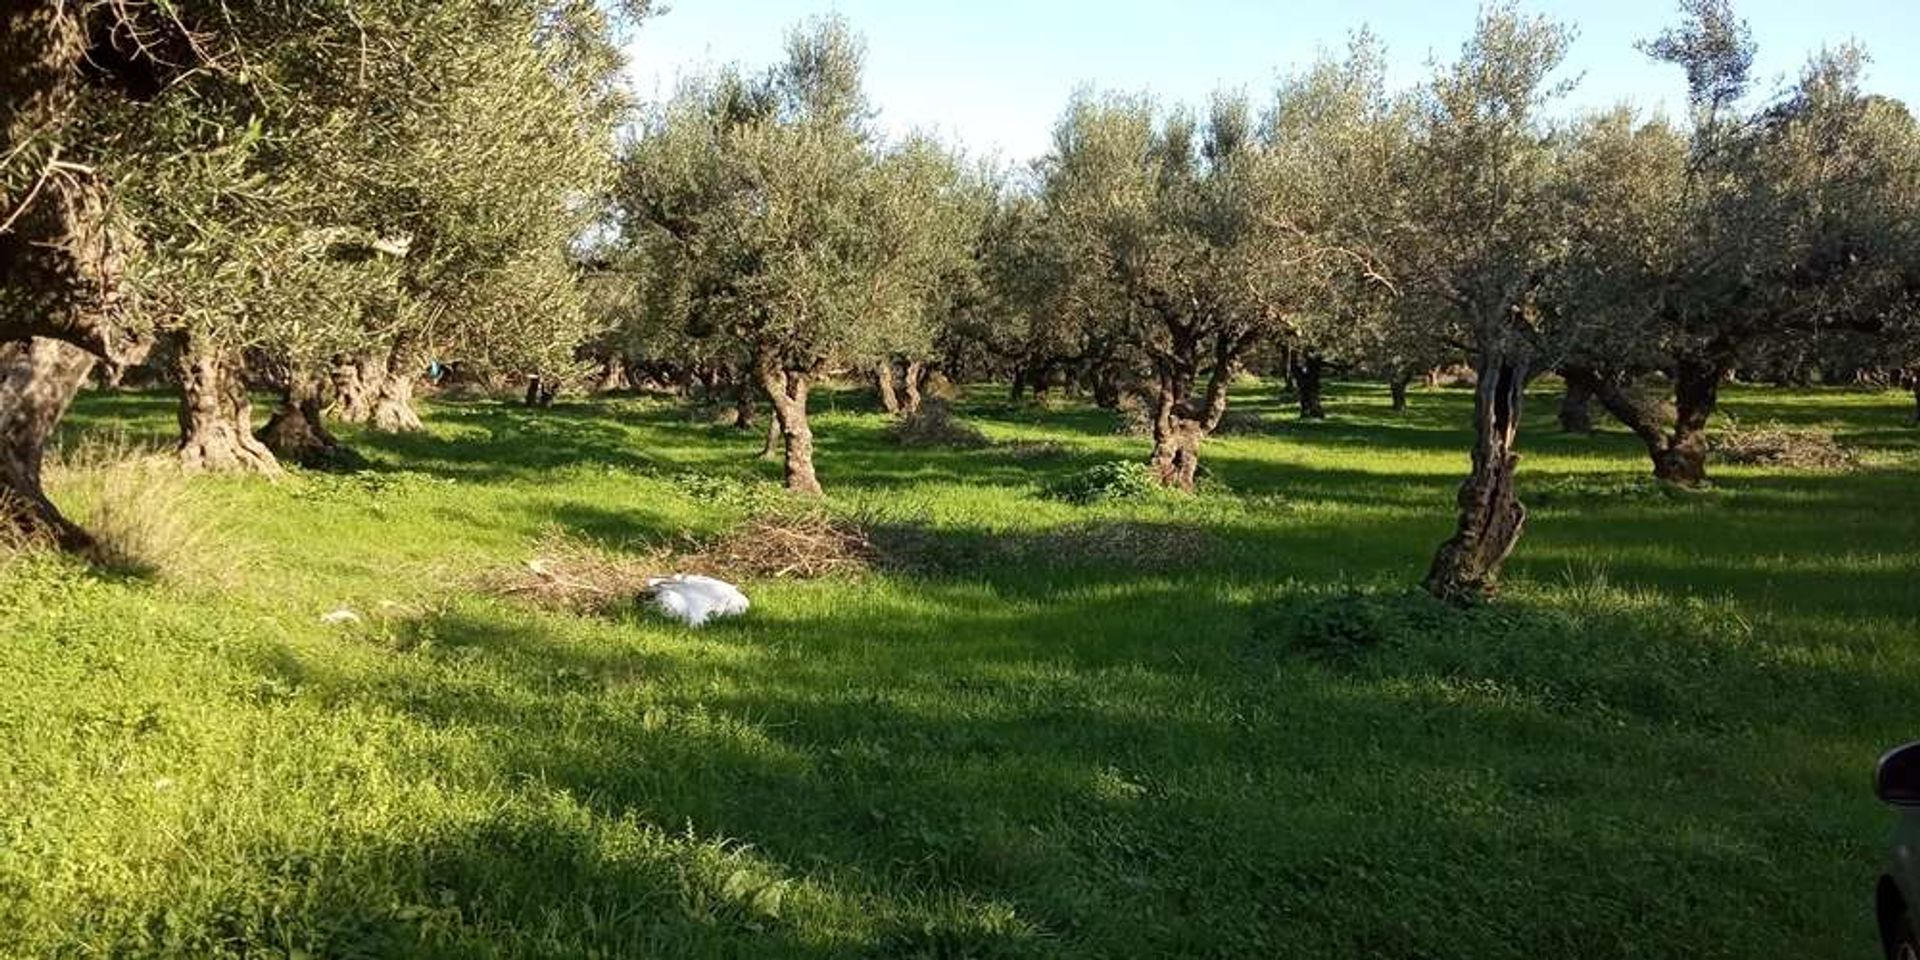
[1248,586,1459,665]
[1711,422,1855,470]
[886,401,988,448]
[39,440,227,581]
[1043,460,1164,505]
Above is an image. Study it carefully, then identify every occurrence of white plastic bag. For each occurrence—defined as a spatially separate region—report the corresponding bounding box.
[645,575,749,627]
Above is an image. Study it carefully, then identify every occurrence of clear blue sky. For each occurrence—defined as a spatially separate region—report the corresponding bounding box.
[625,1,1917,163]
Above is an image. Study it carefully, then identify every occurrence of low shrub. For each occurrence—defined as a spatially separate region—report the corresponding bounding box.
[1042,460,1164,505]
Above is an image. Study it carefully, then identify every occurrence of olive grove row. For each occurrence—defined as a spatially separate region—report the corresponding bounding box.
[3,1,1916,602]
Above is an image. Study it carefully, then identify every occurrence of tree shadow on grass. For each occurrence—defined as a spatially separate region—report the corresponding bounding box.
[251,562,1910,958]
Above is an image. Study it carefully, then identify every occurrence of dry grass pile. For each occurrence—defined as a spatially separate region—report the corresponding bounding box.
[489,509,880,613]
[483,532,672,614]
[687,510,878,579]
[1711,423,1856,470]
[887,400,988,448]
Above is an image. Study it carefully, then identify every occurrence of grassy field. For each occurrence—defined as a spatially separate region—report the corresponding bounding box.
[3,380,1917,958]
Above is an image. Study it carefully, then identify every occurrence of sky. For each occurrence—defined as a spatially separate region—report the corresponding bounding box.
[624,1,1918,164]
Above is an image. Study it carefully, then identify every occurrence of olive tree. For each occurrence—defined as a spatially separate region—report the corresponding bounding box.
[619,18,974,495]
[1560,2,1917,483]
[2,1,638,549]
[1394,5,1576,603]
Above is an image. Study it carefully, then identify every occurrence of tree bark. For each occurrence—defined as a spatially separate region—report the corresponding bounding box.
[1148,416,1204,492]
[901,360,926,415]
[0,339,97,550]
[875,360,900,414]
[1389,376,1410,413]
[594,356,628,394]
[1557,376,1593,433]
[1911,376,1919,425]
[368,336,424,432]
[755,348,822,495]
[1291,355,1326,419]
[332,353,376,424]
[174,334,278,474]
[1424,357,1529,605]
[258,374,352,468]
[1657,357,1719,486]
[1564,361,1719,486]
[1146,354,1232,493]
[733,382,757,430]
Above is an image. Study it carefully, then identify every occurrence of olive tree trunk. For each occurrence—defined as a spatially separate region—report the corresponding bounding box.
[0,339,97,550]
[733,383,757,430]
[368,336,424,432]
[1563,360,1720,486]
[1424,357,1529,605]
[332,353,377,424]
[175,334,278,474]
[755,349,822,496]
[901,360,927,415]
[258,374,351,467]
[1290,355,1326,419]
[1557,376,1593,433]
[1147,357,1231,493]
[1389,376,1410,413]
[875,360,900,414]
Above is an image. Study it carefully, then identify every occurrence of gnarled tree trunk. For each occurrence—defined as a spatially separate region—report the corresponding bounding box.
[368,336,424,432]
[901,360,926,416]
[1563,360,1721,486]
[0,339,97,550]
[1557,376,1593,433]
[175,334,278,474]
[1425,357,1529,605]
[332,353,376,424]
[1389,376,1410,413]
[1656,358,1719,485]
[258,374,351,468]
[733,383,756,430]
[755,348,822,496]
[1146,356,1231,494]
[1291,355,1326,419]
[875,360,900,414]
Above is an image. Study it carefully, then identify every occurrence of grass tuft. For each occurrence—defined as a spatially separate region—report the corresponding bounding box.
[42,436,229,581]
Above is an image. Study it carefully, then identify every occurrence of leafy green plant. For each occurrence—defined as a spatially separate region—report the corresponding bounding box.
[1042,459,1165,505]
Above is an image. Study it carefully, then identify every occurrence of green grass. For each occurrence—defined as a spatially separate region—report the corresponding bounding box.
[4,380,1918,958]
